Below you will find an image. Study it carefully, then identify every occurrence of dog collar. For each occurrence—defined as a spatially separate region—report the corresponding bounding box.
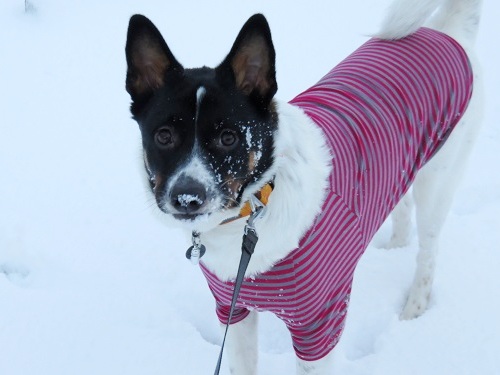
[219,183,273,225]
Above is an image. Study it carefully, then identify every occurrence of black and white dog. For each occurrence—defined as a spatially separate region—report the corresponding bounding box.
[125,0,482,373]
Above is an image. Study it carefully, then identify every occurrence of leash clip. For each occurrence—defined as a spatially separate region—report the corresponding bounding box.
[245,195,267,234]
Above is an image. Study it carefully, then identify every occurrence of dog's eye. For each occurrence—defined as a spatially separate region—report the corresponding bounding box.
[219,129,238,148]
[155,127,175,147]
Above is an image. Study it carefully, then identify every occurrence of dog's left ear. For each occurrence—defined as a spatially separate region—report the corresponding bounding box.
[216,14,277,108]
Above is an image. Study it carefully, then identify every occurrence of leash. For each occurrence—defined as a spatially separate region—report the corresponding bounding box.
[186,195,267,374]
[213,204,262,375]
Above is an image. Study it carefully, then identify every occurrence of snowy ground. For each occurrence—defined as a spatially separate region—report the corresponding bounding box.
[1,0,499,374]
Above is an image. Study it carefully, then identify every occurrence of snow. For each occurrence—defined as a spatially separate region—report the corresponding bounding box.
[177,194,204,207]
[1,0,499,374]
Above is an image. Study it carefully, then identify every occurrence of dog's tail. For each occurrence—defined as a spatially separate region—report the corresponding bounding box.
[377,0,482,45]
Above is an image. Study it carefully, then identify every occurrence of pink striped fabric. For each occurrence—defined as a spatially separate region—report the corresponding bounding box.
[200,28,473,361]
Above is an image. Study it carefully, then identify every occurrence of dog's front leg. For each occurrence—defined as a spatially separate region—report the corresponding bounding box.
[296,351,333,375]
[224,311,258,375]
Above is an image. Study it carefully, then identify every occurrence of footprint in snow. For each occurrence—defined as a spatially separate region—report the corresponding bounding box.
[0,263,31,287]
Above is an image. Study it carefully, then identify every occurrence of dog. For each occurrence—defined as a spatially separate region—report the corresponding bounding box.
[125,0,483,373]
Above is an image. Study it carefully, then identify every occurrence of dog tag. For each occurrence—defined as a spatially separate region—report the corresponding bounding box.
[186,244,206,265]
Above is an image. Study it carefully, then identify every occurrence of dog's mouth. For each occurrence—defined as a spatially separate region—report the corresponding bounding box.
[169,207,235,232]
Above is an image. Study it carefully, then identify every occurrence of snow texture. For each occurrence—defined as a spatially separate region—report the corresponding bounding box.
[0,0,499,374]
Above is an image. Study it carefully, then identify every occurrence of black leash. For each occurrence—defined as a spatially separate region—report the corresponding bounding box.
[185,197,266,374]
[213,218,259,375]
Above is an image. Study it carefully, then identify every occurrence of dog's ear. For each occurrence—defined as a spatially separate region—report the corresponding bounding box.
[125,15,183,107]
[216,14,277,108]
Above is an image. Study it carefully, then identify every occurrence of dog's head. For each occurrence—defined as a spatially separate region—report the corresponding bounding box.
[125,14,278,230]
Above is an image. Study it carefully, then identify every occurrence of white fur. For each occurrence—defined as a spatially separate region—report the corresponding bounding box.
[185,0,484,373]
[224,311,259,374]
[377,0,443,39]
[296,352,334,375]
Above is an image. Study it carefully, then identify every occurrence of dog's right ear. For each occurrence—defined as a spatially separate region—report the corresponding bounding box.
[125,15,183,109]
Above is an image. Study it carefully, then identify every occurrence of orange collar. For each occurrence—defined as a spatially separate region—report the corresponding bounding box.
[220,183,273,225]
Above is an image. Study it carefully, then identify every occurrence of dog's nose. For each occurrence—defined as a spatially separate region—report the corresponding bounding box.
[170,176,207,214]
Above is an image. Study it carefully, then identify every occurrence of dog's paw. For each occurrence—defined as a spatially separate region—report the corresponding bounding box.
[399,288,431,320]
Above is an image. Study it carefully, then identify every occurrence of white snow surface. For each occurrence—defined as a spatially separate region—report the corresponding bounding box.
[1,1,499,374]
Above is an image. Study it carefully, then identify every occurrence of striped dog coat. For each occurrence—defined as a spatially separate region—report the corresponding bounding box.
[200,28,473,361]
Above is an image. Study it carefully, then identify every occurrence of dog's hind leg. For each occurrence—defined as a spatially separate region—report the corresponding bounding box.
[400,153,463,319]
[224,311,258,375]
[400,101,481,320]
[386,192,414,248]
[399,0,484,321]
[400,162,453,320]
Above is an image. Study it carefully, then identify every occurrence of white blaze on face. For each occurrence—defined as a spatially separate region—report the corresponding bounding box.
[195,86,206,125]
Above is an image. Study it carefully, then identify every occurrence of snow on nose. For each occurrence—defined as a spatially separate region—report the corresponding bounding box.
[170,176,207,214]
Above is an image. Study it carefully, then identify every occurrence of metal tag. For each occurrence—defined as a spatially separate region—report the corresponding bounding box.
[186,244,206,265]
